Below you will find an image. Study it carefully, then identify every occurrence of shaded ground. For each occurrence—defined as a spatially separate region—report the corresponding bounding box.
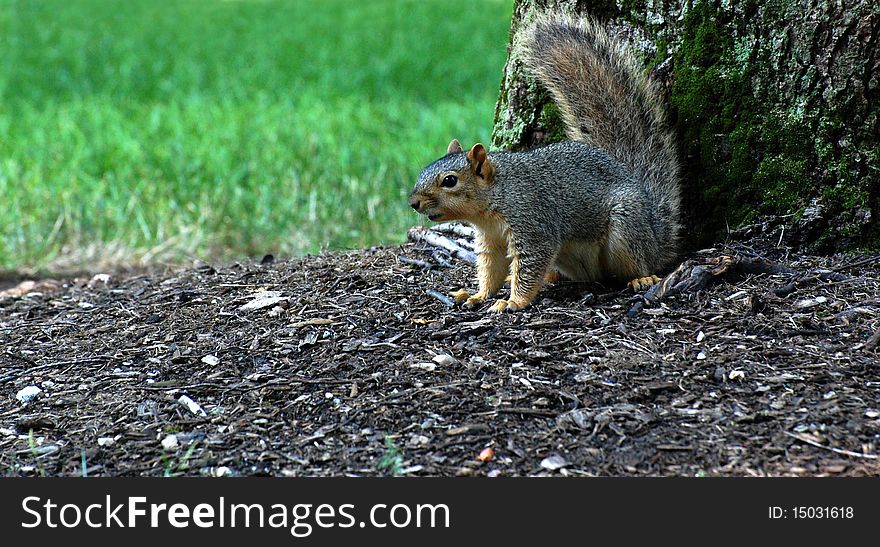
[1,236,879,476]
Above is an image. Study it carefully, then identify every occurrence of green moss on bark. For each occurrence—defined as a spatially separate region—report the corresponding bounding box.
[669,1,813,228]
[666,0,878,251]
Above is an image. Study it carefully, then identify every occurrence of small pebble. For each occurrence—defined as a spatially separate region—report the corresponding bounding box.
[432,354,457,366]
[540,454,568,471]
[178,395,207,417]
[16,386,42,403]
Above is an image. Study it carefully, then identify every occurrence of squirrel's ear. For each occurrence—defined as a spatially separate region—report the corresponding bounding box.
[447,139,463,154]
[466,143,494,181]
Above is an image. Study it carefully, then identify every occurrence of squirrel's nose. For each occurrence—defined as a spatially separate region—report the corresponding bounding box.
[408,195,421,211]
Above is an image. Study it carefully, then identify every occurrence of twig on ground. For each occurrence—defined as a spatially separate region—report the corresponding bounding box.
[426,289,454,307]
[430,222,476,239]
[398,256,434,269]
[626,254,794,317]
[784,431,878,460]
[431,251,454,268]
[829,255,880,273]
[407,226,476,263]
[649,255,792,303]
[0,356,111,384]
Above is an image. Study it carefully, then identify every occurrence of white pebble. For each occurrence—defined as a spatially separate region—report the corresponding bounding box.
[161,435,179,450]
[178,395,207,417]
[239,292,286,311]
[16,386,42,403]
[432,354,457,366]
[795,297,828,309]
[540,455,569,471]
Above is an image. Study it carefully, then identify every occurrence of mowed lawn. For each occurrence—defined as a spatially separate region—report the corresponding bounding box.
[0,0,513,271]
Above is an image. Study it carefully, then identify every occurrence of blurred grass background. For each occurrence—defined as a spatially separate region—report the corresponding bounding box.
[0,0,513,272]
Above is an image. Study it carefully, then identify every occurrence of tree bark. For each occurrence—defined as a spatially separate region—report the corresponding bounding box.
[492,0,879,253]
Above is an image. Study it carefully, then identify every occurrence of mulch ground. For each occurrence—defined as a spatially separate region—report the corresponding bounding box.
[1,233,879,477]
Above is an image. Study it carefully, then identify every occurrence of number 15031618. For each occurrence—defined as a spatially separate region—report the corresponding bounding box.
[768,506,854,519]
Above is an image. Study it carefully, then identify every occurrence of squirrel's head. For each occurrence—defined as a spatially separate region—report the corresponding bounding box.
[408,139,495,223]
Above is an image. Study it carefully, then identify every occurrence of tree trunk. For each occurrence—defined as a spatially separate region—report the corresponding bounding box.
[492,0,879,253]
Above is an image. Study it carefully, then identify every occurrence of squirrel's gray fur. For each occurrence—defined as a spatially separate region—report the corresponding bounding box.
[409,14,682,311]
[516,14,682,269]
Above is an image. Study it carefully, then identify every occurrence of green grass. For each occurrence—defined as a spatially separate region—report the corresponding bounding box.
[0,0,514,271]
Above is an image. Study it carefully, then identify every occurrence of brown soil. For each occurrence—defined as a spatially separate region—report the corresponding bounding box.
[1,238,879,476]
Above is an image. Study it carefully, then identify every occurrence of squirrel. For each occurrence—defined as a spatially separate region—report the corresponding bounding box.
[407,14,681,313]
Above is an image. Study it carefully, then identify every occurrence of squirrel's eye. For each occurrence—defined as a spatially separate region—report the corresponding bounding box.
[441,175,458,188]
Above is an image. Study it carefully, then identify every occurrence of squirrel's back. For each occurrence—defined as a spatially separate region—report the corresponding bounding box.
[515,14,681,269]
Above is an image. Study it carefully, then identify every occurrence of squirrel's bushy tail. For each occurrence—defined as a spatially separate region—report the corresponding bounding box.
[516,14,681,265]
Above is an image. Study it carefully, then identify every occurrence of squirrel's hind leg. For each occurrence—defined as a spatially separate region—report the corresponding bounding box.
[605,205,662,291]
[627,275,661,291]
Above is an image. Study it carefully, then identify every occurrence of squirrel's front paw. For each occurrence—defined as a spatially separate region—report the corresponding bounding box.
[450,288,471,304]
[489,299,528,313]
[464,292,489,309]
[451,288,489,308]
